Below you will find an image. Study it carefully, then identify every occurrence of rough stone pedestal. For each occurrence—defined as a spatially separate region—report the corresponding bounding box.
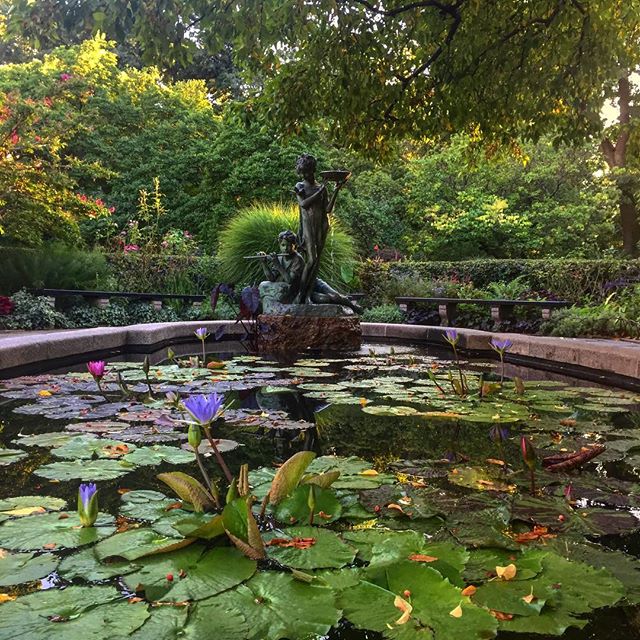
[257,313,361,353]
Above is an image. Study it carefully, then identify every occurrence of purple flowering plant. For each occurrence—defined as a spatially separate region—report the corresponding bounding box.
[490,337,513,383]
[78,482,98,527]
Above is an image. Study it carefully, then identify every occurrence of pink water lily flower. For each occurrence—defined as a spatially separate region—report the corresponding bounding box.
[87,360,106,380]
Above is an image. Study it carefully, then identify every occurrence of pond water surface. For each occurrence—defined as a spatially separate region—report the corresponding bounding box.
[0,344,639,640]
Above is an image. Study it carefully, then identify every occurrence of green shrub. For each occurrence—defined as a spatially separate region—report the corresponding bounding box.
[0,291,71,330]
[126,301,180,325]
[358,258,640,305]
[0,245,111,295]
[66,302,130,328]
[216,203,357,287]
[361,304,405,323]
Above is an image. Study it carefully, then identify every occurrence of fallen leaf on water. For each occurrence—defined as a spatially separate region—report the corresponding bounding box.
[522,592,537,604]
[4,506,45,517]
[207,361,226,370]
[514,526,557,544]
[165,502,183,511]
[490,610,514,621]
[486,458,505,466]
[37,390,52,397]
[267,537,316,550]
[409,554,438,563]
[117,488,132,495]
[43,543,57,550]
[128,597,144,604]
[0,594,16,604]
[359,398,368,407]
[461,585,477,597]
[449,604,463,618]
[317,511,332,520]
[103,444,130,457]
[393,595,412,625]
[559,418,576,427]
[360,469,379,476]
[386,503,405,514]
[496,564,517,580]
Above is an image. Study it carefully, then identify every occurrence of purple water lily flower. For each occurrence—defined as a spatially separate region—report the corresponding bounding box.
[444,328,459,346]
[183,393,224,425]
[194,327,210,340]
[77,482,98,527]
[490,338,513,353]
[489,425,509,444]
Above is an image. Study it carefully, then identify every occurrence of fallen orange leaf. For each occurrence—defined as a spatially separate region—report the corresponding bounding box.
[449,604,463,618]
[360,469,379,476]
[461,585,477,597]
[0,594,16,604]
[393,595,412,625]
[496,564,517,580]
[490,610,514,621]
[409,554,438,563]
[514,526,557,544]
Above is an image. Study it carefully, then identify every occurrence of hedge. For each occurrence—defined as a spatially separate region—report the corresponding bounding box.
[357,258,640,304]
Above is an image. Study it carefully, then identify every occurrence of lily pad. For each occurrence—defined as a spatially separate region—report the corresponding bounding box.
[200,571,340,640]
[35,459,134,481]
[0,512,115,551]
[0,448,27,466]
[0,495,67,522]
[94,528,190,561]
[52,435,134,460]
[0,585,149,640]
[123,445,194,466]
[123,544,256,602]
[0,550,58,586]
[58,545,138,581]
[264,526,356,569]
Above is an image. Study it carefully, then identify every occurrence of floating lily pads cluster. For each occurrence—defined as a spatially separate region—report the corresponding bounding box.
[0,349,639,639]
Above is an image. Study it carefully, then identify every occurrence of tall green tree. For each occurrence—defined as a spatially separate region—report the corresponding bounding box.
[5,1,640,253]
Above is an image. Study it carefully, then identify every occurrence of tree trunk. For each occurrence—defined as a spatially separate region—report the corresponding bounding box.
[600,74,639,256]
[620,188,640,255]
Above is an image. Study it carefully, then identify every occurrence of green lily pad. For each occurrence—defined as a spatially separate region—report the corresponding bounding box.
[120,490,176,521]
[13,432,76,448]
[0,550,58,586]
[0,585,149,640]
[385,562,498,639]
[0,448,28,466]
[362,405,420,416]
[123,544,256,602]
[122,445,194,466]
[201,571,340,640]
[273,485,342,525]
[264,526,356,569]
[0,495,67,522]
[130,607,191,640]
[35,459,134,481]
[0,512,115,551]
[94,528,190,561]
[52,435,134,460]
[58,545,138,581]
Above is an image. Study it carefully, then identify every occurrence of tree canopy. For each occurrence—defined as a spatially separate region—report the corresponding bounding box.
[5,1,639,151]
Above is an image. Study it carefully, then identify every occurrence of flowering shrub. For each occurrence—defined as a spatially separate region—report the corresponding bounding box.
[0,296,14,316]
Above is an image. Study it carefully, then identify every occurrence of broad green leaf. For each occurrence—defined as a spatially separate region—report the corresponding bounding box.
[268,451,316,505]
[94,528,193,561]
[157,472,216,512]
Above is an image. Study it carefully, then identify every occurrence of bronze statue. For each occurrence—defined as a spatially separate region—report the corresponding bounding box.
[259,230,362,313]
[294,154,347,303]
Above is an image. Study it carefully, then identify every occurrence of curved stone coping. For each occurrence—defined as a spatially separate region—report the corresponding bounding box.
[0,321,638,385]
[361,323,640,382]
[0,321,245,375]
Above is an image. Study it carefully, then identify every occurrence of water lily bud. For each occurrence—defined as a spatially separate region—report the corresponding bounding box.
[489,425,509,444]
[77,483,98,527]
[520,436,536,470]
[188,424,202,449]
[142,355,150,375]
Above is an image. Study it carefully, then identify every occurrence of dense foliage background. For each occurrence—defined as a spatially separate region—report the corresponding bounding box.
[0,37,623,258]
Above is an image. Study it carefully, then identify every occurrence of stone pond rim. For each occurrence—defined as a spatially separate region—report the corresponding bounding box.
[0,321,639,391]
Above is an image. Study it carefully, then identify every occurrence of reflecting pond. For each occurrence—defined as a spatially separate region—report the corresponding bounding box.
[0,344,640,640]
